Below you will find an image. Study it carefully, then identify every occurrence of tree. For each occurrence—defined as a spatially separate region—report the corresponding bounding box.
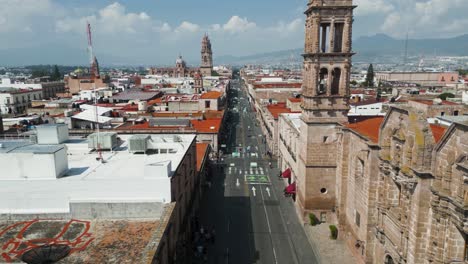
[438,93,455,101]
[51,65,61,81]
[376,87,382,101]
[365,64,375,87]
[31,69,49,78]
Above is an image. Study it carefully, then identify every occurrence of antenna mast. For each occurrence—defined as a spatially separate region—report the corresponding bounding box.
[404,32,409,65]
[86,22,103,161]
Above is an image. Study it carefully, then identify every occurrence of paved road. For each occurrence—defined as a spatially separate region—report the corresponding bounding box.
[196,78,319,264]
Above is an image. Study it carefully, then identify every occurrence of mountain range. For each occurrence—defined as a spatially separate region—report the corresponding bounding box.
[215,34,468,65]
[1,34,468,66]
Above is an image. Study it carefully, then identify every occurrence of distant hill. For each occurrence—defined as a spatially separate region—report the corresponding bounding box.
[215,34,468,65]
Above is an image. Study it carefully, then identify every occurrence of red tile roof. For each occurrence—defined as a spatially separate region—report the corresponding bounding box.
[196,143,210,172]
[201,91,222,99]
[253,83,302,89]
[411,100,459,106]
[288,98,302,103]
[345,117,385,143]
[430,124,447,143]
[152,112,203,118]
[190,118,222,133]
[266,103,299,119]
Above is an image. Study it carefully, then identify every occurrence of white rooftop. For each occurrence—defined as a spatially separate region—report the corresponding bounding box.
[0,134,196,215]
[284,113,302,132]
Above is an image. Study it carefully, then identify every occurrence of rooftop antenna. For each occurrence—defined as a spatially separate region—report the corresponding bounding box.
[403,31,409,66]
[87,21,103,162]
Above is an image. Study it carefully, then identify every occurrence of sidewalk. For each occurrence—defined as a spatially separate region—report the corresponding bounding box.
[304,224,358,264]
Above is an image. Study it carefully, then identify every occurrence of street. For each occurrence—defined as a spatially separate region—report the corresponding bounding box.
[196,78,319,264]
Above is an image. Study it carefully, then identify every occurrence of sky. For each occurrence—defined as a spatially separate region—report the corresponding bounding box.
[1,0,468,65]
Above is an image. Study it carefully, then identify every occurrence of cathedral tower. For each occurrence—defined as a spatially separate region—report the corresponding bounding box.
[200,34,213,77]
[297,0,356,218]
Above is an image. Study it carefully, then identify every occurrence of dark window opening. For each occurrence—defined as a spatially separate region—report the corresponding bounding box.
[454,110,459,116]
[318,68,328,95]
[333,23,344,52]
[331,68,341,95]
[205,100,211,109]
[355,211,361,227]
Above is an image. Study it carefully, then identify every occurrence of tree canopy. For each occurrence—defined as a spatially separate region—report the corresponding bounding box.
[365,64,375,87]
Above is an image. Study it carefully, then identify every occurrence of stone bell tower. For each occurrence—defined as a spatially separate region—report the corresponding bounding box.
[297,0,356,218]
[200,34,213,77]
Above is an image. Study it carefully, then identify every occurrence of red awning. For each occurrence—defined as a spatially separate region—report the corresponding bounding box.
[282,168,292,178]
[285,182,296,194]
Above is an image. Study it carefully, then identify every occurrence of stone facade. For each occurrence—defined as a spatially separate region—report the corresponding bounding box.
[280,0,468,263]
[298,0,355,220]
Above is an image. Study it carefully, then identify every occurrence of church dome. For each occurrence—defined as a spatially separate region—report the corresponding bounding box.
[176,56,185,65]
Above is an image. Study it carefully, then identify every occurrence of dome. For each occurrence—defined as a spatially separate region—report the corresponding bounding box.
[176,55,185,65]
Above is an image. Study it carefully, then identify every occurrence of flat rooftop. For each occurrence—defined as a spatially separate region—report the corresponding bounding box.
[0,134,195,215]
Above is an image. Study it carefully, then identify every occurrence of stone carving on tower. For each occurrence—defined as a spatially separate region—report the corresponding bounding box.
[200,34,213,77]
[297,0,356,218]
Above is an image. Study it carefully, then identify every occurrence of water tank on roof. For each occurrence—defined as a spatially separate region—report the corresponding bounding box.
[433,98,443,105]
[138,101,148,111]
[129,135,151,153]
[87,132,118,150]
[36,124,69,145]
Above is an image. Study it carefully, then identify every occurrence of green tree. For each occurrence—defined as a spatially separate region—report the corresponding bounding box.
[365,64,375,87]
[51,65,62,81]
[438,93,455,101]
[31,69,49,78]
[376,87,382,101]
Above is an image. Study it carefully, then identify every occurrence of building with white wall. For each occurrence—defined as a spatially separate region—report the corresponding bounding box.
[0,125,199,263]
[0,87,43,115]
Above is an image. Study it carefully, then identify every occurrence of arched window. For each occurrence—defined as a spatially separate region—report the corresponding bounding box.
[331,68,341,95]
[318,68,328,95]
[384,255,394,264]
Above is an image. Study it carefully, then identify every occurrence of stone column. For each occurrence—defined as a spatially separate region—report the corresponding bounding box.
[342,16,352,53]
[327,67,333,96]
[313,16,321,53]
[329,20,335,53]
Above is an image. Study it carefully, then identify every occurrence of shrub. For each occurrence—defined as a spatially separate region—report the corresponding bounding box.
[309,213,320,226]
[329,225,338,240]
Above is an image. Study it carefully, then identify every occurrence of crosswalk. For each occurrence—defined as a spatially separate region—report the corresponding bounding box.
[227,166,265,176]
[231,152,259,159]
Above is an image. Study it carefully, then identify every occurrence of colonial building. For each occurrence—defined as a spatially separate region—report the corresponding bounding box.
[149,35,214,78]
[276,1,468,263]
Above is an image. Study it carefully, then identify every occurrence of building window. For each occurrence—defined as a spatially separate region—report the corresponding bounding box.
[441,112,445,116]
[454,111,459,116]
[355,211,361,227]
[205,101,211,109]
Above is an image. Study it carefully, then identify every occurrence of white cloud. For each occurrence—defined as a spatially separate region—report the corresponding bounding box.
[355,0,394,16]
[56,2,153,34]
[0,0,57,33]
[270,18,303,34]
[222,16,256,33]
[175,21,200,33]
[378,0,468,38]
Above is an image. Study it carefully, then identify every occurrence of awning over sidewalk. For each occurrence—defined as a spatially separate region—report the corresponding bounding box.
[285,182,296,194]
[281,168,291,178]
